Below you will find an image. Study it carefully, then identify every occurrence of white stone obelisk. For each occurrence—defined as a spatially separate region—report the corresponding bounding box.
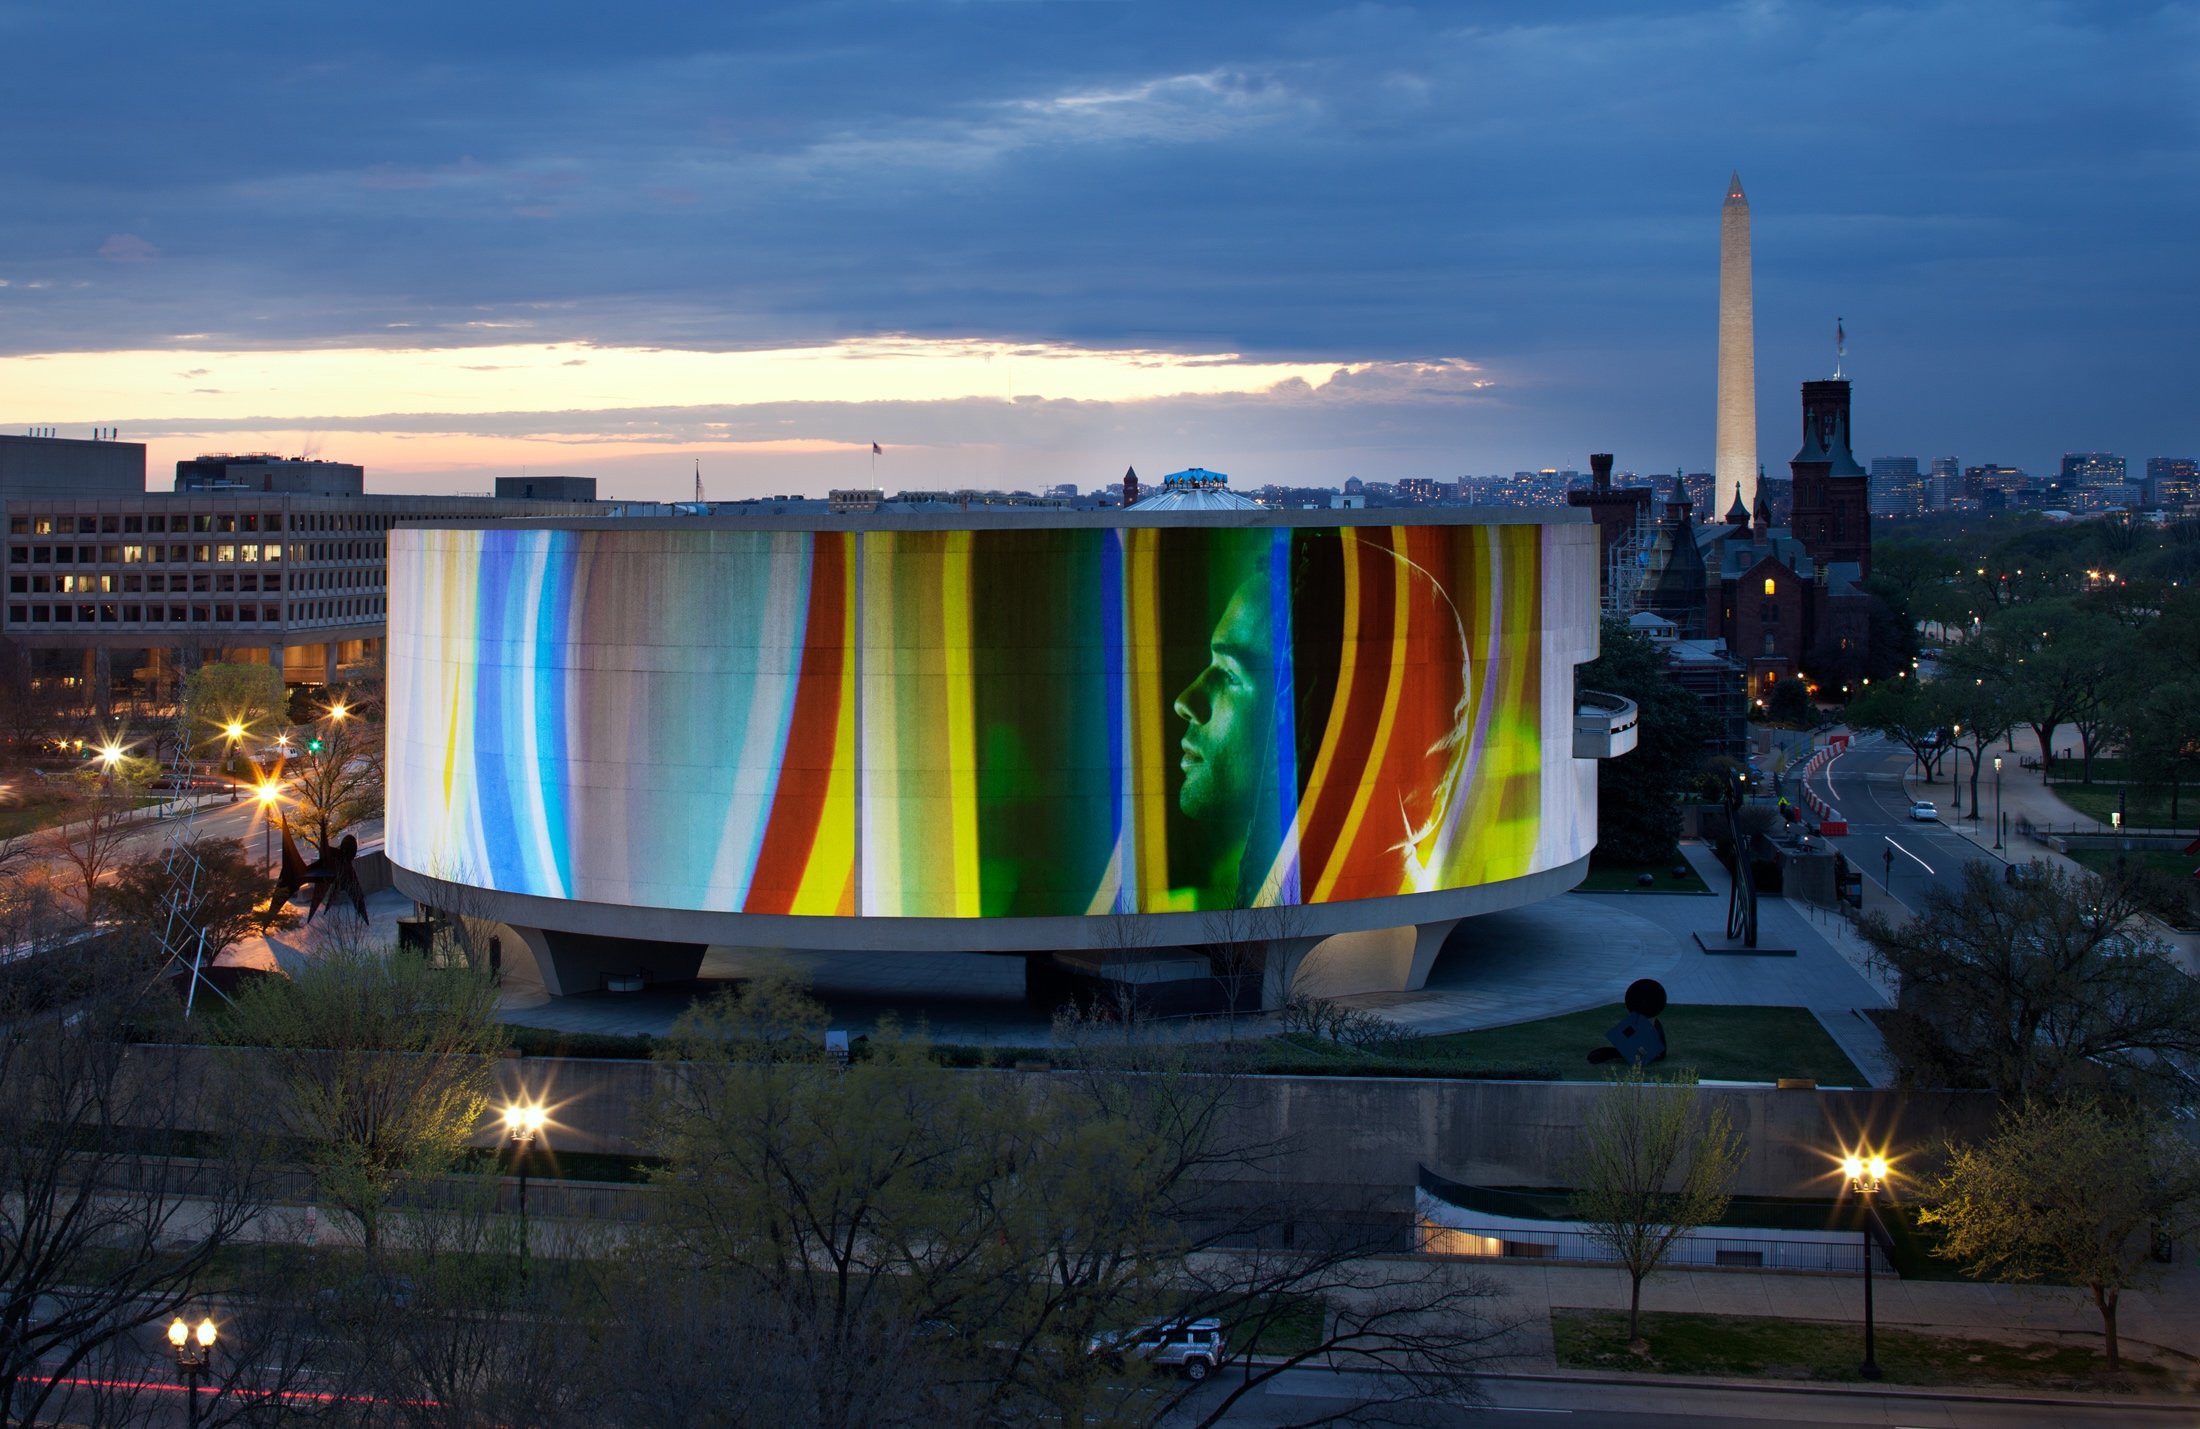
[1717,172,1757,518]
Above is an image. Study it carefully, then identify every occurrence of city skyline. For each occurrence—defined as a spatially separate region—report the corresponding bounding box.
[2,2,2194,500]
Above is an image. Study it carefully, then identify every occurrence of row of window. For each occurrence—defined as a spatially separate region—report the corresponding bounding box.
[11,572,286,594]
[7,596,386,626]
[10,511,399,536]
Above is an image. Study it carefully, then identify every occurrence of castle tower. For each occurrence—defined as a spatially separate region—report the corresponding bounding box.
[1789,379,1872,577]
[1717,173,1758,519]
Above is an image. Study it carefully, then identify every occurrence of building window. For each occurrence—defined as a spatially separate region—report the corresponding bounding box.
[1763,634,1776,655]
[192,515,213,533]
[1763,577,1776,596]
[30,605,48,621]
[32,518,54,535]
[6,517,24,534]
[100,515,119,534]
[122,545,145,563]
[216,544,236,563]
[1761,603,1778,623]
[123,515,142,533]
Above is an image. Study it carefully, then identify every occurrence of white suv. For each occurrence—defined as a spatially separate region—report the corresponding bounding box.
[1088,1318,1227,1381]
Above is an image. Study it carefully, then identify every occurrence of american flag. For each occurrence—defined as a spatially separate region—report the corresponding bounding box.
[871,442,882,456]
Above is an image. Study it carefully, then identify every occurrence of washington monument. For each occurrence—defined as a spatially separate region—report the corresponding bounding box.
[1717,172,1757,516]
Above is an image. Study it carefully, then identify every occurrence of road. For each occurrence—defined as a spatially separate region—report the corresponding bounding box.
[1812,735,2010,906]
[1196,1366,2190,1428]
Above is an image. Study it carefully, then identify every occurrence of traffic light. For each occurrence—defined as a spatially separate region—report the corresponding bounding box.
[306,737,324,754]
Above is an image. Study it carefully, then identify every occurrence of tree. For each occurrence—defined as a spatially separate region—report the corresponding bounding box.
[1577,618,1716,865]
[1958,603,2121,775]
[1940,676,2019,823]
[1756,676,1813,728]
[1197,903,1297,1040]
[0,943,268,1429]
[216,937,507,1252]
[1861,861,2200,1104]
[106,834,293,961]
[648,982,1516,1428]
[32,774,150,919]
[1842,678,1952,783]
[1922,1098,2200,1370]
[1568,1065,1746,1350]
[287,695,385,849]
[181,660,288,758]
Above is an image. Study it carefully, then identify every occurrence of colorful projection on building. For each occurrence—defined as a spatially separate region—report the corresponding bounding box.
[388,523,1588,919]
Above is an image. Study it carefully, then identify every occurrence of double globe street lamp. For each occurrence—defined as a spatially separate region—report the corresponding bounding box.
[168,1314,217,1429]
[1842,1152,1891,1381]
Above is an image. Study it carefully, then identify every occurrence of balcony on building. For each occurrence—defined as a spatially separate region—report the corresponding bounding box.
[1573,689,1639,759]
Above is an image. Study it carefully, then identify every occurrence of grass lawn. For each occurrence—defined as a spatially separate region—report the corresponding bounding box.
[1227,1295,1326,1357]
[1578,860,1712,895]
[2048,783,2195,832]
[1551,1308,2179,1393]
[1261,1004,1866,1086]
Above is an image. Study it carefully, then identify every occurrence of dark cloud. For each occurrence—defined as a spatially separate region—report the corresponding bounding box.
[0,1,2193,474]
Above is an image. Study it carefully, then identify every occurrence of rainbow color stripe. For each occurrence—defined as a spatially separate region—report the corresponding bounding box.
[388,523,1588,919]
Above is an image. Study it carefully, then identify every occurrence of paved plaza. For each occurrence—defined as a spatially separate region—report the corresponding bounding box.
[302,836,1896,1078]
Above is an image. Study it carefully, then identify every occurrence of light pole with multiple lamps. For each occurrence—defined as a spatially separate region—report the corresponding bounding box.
[167,1314,217,1429]
[1992,754,2004,851]
[503,1100,547,1254]
[1842,1152,1889,1381]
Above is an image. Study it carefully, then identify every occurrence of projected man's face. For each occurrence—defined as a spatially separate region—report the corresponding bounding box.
[1174,578,1272,829]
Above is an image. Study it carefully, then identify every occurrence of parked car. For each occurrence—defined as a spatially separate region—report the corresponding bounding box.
[1908,800,1938,822]
[1088,1318,1226,1381]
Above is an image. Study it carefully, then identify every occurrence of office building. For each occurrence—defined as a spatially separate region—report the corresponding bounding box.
[175,454,365,496]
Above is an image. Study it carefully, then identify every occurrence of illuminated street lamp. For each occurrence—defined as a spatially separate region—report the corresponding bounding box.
[253,779,284,874]
[167,1314,217,1429]
[1841,1151,1890,1381]
[503,1100,547,1252]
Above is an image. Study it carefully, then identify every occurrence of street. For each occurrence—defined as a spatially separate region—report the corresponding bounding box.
[1195,1366,2192,1428]
[1811,735,2012,906]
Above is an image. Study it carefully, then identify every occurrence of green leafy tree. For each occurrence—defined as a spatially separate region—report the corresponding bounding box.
[1569,1065,1746,1350]
[107,834,294,956]
[1841,677,1952,782]
[1923,1098,2200,1370]
[1578,618,1717,865]
[217,939,507,1253]
[1861,862,2200,1103]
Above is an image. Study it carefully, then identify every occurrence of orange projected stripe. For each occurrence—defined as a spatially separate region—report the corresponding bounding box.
[748,532,849,915]
[1311,527,1399,896]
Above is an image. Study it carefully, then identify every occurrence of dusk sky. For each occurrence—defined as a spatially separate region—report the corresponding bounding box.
[3,1,2194,500]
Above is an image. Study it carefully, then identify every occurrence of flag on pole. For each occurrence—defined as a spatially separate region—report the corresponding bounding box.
[871,442,882,456]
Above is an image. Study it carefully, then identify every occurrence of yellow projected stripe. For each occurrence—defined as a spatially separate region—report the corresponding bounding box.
[942,532,981,917]
[1124,534,1169,907]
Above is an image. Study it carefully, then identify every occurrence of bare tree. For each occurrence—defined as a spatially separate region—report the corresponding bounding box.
[287,700,383,851]
[1569,1065,1746,1350]
[33,777,148,919]
[1197,903,1298,1041]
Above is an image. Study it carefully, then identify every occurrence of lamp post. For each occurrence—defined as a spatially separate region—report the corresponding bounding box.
[1993,755,2004,851]
[167,1314,216,1429]
[1842,1153,1888,1380]
[503,1100,546,1254]
[254,780,283,875]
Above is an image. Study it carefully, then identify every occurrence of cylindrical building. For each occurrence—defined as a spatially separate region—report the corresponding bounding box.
[385,508,1623,1007]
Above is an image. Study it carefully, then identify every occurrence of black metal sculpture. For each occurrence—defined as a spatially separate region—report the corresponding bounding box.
[271,820,370,923]
[1588,978,1670,1066]
[1723,771,1759,949]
